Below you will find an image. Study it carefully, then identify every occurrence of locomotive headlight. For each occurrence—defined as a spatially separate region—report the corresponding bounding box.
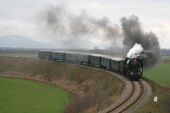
[138,72,141,74]
[130,72,134,74]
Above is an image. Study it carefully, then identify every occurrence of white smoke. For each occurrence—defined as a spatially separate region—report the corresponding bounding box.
[127,43,143,58]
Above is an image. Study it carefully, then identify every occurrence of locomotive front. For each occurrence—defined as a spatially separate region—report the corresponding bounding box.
[124,57,143,80]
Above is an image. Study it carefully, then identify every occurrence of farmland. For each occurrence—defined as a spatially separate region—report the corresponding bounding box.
[138,56,170,113]
[0,53,38,59]
[0,77,71,113]
[1,53,169,113]
[0,56,123,113]
[144,57,170,86]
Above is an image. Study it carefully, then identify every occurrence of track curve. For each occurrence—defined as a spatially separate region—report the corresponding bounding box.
[99,78,151,113]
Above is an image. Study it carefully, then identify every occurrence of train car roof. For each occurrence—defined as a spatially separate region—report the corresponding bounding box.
[39,50,125,61]
[78,52,90,55]
[111,57,125,61]
[100,55,113,59]
[54,51,90,56]
[89,53,103,57]
[66,51,81,54]
[100,55,124,61]
[39,50,52,52]
[65,51,89,55]
[52,51,65,53]
[50,51,89,55]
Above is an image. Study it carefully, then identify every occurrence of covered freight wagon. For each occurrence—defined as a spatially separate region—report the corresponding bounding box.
[52,51,65,61]
[101,55,111,70]
[89,54,101,67]
[38,51,52,60]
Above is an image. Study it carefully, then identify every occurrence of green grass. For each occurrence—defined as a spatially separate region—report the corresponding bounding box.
[162,56,170,62]
[138,57,170,113]
[0,77,71,113]
[144,62,170,86]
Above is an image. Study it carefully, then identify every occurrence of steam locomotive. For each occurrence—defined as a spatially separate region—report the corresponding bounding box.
[38,51,143,80]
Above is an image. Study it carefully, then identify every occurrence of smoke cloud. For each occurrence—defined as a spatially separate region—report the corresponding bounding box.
[121,15,160,67]
[127,43,143,58]
[38,5,120,49]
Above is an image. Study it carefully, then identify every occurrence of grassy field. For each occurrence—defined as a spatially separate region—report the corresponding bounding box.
[0,57,123,113]
[138,56,170,113]
[0,77,71,113]
[144,56,170,86]
[0,53,38,59]
[137,83,170,113]
[137,81,170,113]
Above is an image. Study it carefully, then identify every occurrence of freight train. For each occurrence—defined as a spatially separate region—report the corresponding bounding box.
[38,50,143,80]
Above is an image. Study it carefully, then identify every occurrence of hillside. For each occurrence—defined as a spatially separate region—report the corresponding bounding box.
[0,35,55,48]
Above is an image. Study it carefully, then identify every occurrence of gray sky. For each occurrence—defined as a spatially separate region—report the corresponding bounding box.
[0,0,170,48]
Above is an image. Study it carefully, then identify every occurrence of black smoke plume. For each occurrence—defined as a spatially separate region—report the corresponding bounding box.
[121,15,160,67]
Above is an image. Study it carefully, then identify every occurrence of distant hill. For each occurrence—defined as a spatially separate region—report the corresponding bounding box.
[0,35,55,48]
[0,35,170,56]
[161,49,170,56]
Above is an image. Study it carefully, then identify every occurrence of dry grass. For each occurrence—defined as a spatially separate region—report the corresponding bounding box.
[137,79,170,113]
[0,56,124,113]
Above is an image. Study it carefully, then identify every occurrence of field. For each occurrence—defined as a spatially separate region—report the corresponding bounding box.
[0,53,38,59]
[137,82,170,113]
[138,56,170,113]
[0,52,170,113]
[0,56,123,113]
[0,77,71,113]
[144,57,170,86]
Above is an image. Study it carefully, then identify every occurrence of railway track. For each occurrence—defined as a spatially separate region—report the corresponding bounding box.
[99,79,146,113]
[109,81,143,113]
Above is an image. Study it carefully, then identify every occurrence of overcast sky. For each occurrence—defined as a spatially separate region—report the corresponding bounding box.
[0,0,170,48]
